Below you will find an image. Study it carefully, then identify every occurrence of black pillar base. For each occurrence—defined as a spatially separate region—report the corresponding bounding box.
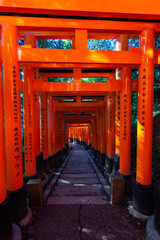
[154,183,160,235]
[105,156,113,174]
[113,153,120,174]
[62,147,67,161]
[66,144,69,155]
[133,181,154,216]
[10,185,28,223]
[0,198,12,240]
[50,154,56,170]
[93,149,98,160]
[23,172,38,184]
[85,145,89,150]
[97,150,101,162]
[56,150,63,168]
[90,147,95,159]
[99,153,106,167]
[36,153,44,178]
[43,157,51,174]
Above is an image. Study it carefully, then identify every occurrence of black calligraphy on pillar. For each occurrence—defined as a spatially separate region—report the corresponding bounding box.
[34,93,38,102]
[14,127,20,177]
[28,133,33,163]
[58,113,62,148]
[41,108,45,151]
[12,66,18,123]
[28,94,32,127]
[140,68,147,131]
[12,66,21,177]
[123,94,128,140]
[41,97,47,152]
[117,94,120,122]
[109,96,113,132]
[34,69,37,80]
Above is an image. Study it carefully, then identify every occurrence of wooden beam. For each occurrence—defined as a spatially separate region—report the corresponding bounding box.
[0,16,160,34]
[33,78,122,92]
[18,47,141,64]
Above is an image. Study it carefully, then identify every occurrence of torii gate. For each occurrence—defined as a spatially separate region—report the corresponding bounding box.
[0,2,159,239]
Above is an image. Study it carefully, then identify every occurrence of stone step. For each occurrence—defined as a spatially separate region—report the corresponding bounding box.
[47,196,108,205]
[62,168,95,174]
[57,177,99,185]
[67,164,91,167]
[51,185,105,197]
[61,173,97,178]
[64,166,94,171]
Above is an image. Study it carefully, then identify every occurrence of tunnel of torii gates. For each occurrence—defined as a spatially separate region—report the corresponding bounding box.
[1,8,160,237]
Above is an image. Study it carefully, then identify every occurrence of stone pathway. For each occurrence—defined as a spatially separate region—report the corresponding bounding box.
[28,144,146,240]
[47,144,108,205]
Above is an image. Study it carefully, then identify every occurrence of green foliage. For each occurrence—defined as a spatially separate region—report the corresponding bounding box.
[82,77,108,82]
[37,39,72,49]
[131,92,138,128]
[88,39,116,50]
[19,40,24,45]
[155,35,160,49]
[128,39,140,49]
[20,92,24,142]
[48,77,73,82]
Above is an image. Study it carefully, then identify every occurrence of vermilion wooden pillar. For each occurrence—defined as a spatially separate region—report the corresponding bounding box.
[114,34,129,173]
[55,112,63,167]
[52,101,56,155]
[96,111,101,159]
[25,35,40,157]
[62,115,66,148]
[48,95,53,157]
[115,92,120,154]
[2,23,23,191]
[91,120,94,148]
[0,63,7,204]
[106,92,115,172]
[94,116,98,154]
[34,79,40,156]
[120,67,131,176]
[58,112,62,151]
[119,67,132,197]
[99,109,106,166]
[66,124,69,144]
[133,29,155,216]
[0,61,12,240]
[2,23,28,223]
[40,91,48,159]
[23,66,36,177]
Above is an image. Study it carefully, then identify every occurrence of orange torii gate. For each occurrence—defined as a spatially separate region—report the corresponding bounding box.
[0,2,160,238]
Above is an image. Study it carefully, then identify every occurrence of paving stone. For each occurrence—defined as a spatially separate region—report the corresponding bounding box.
[57,177,99,185]
[33,205,80,240]
[47,196,108,205]
[51,185,105,197]
[64,165,94,169]
[67,163,92,166]
[62,168,95,174]
[61,173,97,178]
